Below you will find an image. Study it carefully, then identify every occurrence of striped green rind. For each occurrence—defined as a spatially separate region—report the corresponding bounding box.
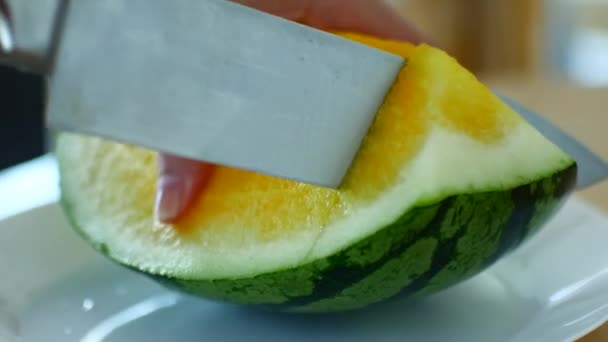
[142,164,575,313]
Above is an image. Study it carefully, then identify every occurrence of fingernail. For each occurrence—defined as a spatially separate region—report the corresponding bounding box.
[154,175,186,223]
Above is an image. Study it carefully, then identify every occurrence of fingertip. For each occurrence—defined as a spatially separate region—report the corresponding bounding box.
[155,154,213,224]
[154,175,188,224]
[309,0,432,46]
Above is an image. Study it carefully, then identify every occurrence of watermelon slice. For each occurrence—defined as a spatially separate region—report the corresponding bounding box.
[55,33,576,312]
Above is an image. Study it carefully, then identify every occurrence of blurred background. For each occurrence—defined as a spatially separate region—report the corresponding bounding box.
[393,0,608,84]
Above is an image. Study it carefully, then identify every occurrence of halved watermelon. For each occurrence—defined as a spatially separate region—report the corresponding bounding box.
[55,33,576,312]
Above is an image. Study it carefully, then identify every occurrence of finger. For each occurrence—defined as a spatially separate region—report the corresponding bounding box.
[233,0,427,44]
[306,0,427,43]
[155,154,213,223]
[231,0,312,21]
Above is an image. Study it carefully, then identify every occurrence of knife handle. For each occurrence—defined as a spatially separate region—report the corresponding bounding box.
[0,0,65,73]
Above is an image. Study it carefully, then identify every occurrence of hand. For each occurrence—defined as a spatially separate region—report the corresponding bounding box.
[155,0,425,223]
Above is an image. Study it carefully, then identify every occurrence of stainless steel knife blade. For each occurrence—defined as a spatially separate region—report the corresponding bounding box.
[46,0,405,188]
[0,0,405,188]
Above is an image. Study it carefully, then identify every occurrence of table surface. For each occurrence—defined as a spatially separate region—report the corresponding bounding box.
[484,75,608,342]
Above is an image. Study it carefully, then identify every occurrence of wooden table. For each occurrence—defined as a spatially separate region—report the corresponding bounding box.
[484,75,608,341]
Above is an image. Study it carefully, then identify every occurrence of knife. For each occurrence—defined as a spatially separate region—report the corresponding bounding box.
[1,0,404,188]
[1,0,606,190]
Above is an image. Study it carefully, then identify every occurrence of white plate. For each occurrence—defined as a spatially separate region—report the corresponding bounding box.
[1,156,607,342]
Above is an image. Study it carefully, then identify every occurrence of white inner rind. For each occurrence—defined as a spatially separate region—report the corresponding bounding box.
[58,119,572,280]
[308,123,571,262]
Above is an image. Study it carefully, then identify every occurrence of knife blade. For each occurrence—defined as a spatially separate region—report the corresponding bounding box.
[18,0,405,188]
[0,0,404,188]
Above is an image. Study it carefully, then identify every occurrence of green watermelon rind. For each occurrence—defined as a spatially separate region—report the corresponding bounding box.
[62,162,575,313]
